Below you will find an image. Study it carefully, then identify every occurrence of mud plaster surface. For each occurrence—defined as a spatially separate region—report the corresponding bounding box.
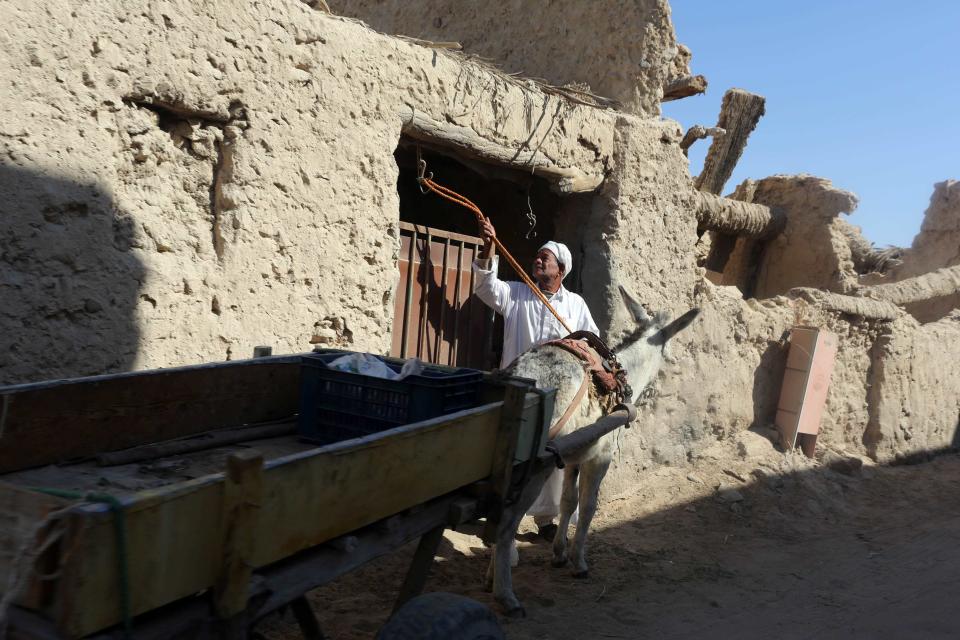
[327,0,680,116]
[0,0,615,385]
[890,180,960,322]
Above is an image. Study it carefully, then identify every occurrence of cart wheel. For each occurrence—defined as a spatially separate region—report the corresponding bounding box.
[377,592,505,640]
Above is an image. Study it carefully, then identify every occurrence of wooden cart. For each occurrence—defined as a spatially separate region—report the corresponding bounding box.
[0,351,555,639]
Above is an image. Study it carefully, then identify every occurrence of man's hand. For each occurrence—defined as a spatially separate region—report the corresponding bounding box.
[479,219,496,259]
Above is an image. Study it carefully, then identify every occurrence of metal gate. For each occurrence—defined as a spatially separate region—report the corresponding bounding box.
[391,222,495,369]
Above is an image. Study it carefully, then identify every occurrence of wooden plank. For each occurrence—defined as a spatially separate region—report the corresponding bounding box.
[0,356,301,474]
[391,231,412,358]
[95,422,293,467]
[31,497,466,640]
[34,402,506,638]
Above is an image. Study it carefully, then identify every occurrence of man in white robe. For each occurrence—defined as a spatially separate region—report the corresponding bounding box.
[472,219,599,550]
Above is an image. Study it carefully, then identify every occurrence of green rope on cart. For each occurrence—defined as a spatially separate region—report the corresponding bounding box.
[29,487,132,638]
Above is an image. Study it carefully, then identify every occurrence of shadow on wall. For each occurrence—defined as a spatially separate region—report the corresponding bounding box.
[0,164,145,386]
[751,335,789,430]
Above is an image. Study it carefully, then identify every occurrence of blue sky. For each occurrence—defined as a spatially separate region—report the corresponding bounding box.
[662,1,959,248]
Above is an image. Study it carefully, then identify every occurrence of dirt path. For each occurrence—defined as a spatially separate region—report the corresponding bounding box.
[259,447,960,639]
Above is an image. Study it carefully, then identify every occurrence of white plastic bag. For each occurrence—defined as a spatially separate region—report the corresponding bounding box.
[327,353,424,380]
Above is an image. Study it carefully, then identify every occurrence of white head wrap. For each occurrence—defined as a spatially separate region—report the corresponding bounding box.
[539,241,572,281]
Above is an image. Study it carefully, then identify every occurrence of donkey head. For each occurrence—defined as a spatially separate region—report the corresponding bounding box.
[614,285,700,405]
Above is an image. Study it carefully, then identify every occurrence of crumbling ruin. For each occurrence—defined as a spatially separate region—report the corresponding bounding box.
[1,0,958,488]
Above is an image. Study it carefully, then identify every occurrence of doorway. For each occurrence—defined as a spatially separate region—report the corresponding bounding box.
[391,142,563,369]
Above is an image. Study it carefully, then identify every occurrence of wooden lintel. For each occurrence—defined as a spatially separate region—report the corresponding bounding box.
[398,107,604,194]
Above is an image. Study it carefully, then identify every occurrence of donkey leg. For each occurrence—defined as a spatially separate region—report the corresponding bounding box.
[488,464,551,617]
[569,457,611,579]
[552,465,579,567]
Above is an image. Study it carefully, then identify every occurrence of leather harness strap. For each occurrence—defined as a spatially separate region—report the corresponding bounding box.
[547,367,590,440]
[542,332,631,440]
[544,338,620,394]
[500,331,633,442]
[563,330,616,362]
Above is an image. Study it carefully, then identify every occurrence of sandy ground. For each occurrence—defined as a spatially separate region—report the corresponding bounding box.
[257,442,960,639]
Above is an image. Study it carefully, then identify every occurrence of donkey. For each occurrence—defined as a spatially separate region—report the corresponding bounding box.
[486,285,700,616]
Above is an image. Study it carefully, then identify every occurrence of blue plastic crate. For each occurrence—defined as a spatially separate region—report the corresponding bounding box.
[297,353,483,445]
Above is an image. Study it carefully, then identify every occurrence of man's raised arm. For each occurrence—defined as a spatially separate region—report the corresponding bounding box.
[472,219,514,316]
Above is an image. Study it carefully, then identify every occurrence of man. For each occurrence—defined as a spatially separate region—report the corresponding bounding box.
[473,218,599,552]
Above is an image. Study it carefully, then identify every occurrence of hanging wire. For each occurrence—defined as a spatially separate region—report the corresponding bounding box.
[524,182,537,239]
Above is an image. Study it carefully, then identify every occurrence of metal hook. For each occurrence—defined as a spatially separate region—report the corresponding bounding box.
[415,147,433,194]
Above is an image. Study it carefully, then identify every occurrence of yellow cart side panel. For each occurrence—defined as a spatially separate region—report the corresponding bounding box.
[49,403,504,638]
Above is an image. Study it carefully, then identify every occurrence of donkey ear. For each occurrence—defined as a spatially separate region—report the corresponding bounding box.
[618,285,650,326]
[652,307,701,345]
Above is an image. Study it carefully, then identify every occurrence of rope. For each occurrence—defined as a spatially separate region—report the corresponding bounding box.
[416,157,573,334]
[23,489,133,638]
[0,502,76,638]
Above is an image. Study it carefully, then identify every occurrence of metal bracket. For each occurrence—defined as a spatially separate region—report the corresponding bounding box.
[544,442,565,469]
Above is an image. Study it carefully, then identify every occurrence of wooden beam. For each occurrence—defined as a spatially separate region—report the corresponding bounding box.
[662,74,708,102]
[680,125,725,156]
[392,524,445,613]
[214,451,264,620]
[253,494,462,619]
[398,107,604,194]
[789,288,902,321]
[481,383,528,542]
[856,264,960,305]
[0,356,301,474]
[289,596,325,640]
[95,422,295,467]
[692,190,782,238]
[695,89,766,195]
[794,263,960,316]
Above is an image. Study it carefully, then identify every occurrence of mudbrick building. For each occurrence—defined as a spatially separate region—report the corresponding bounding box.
[2,0,958,495]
